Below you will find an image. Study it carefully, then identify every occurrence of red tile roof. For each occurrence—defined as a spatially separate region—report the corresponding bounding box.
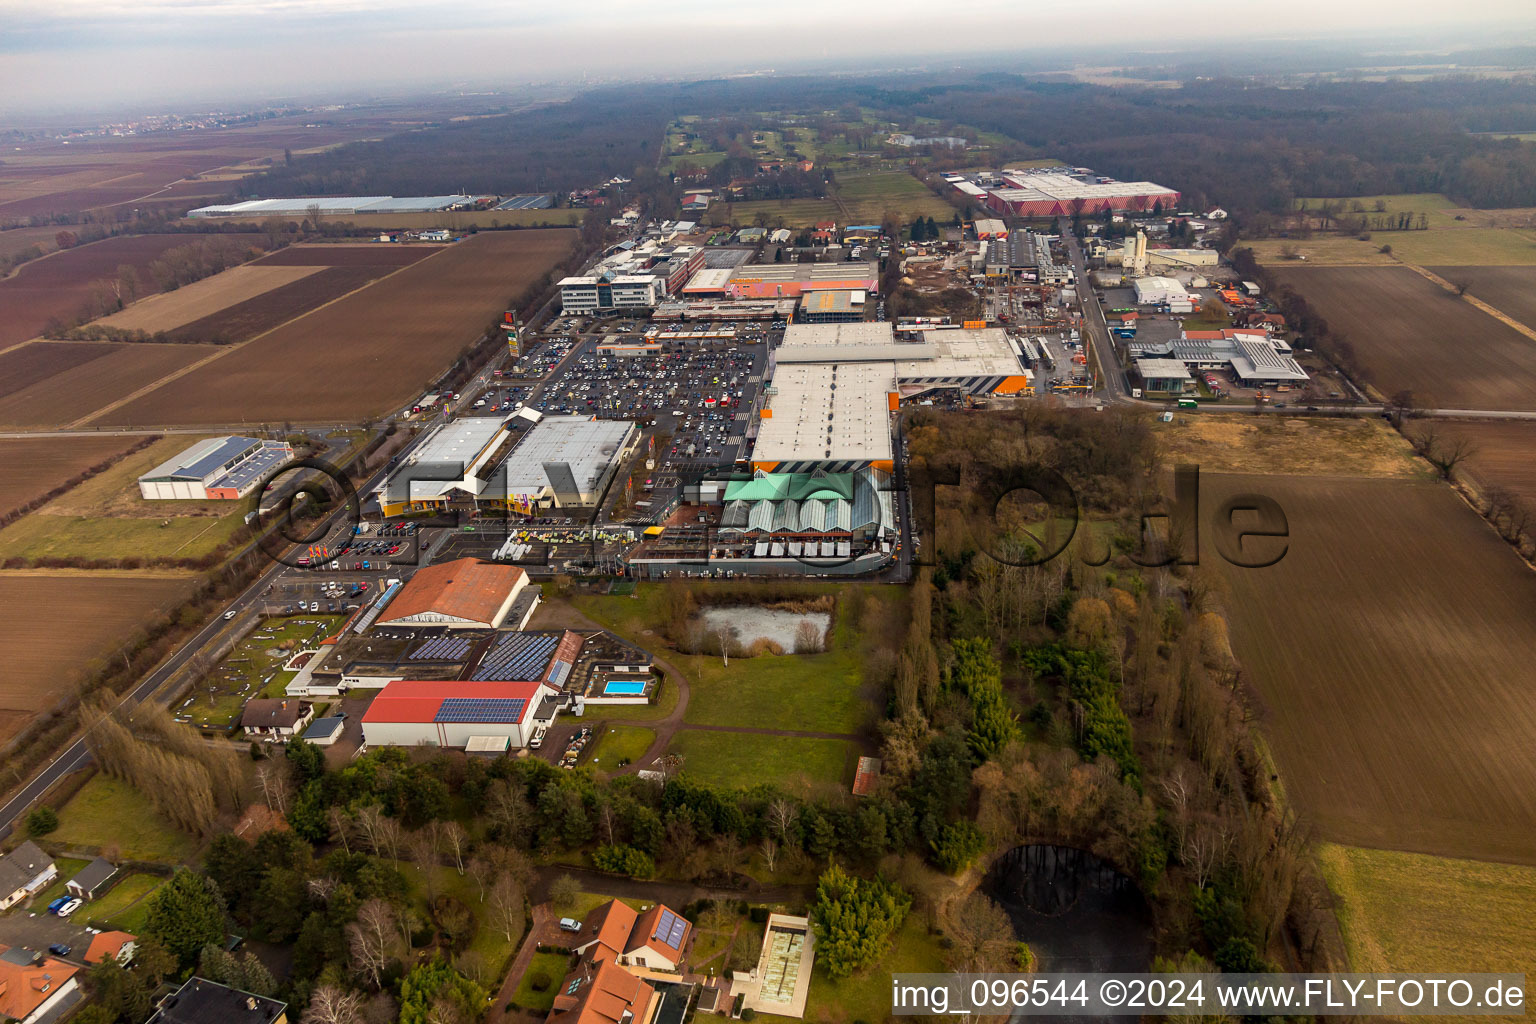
[574,899,638,961]
[0,946,78,1021]
[362,679,547,725]
[85,931,136,965]
[550,956,654,1024]
[376,559,525,627]
[628,904,690,960]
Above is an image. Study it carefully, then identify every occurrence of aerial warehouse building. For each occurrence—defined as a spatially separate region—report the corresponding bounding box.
[138,436,294,500]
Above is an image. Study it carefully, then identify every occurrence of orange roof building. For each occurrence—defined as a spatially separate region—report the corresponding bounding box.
[550,956,657,1024]
[376,559,529,629]
[572,899,693,972]
[0,945,80,1023]
[85,931,138,966]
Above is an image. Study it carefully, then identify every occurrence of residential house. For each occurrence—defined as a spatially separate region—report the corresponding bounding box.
[0,945,80,1024]
[65,857,119,901]
[571,899,692,973]
[84,931,137,966]
[0,842,55,911]
[239,699,314,740]
[146,977,288,1024]
[549,956,657,1024]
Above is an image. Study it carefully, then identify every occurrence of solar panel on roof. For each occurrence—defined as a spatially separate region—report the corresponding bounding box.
[471,632,558,681]
[433,697,526,724]
[653,908,686,948]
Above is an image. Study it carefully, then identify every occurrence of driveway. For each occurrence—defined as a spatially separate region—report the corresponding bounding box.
[0,911,95,962]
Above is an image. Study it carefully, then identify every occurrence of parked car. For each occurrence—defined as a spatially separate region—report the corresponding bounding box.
[559,918,582,933]
[57,898,83,918]
[48,943,71,957]
[47,896,69,914]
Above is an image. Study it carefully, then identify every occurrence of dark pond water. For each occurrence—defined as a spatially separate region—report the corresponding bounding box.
[983,845,1156,1022]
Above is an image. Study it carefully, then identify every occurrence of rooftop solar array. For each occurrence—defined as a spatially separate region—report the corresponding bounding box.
[652,908,687,949]
[410,635,472,661]
[471,632,558,681]
[434,697,527,724]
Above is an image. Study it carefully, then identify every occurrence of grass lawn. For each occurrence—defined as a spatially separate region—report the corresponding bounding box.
[1375,227,1536,266]
[558,890,645,922]
[1318,844,1536,996]
[680,647,866,734]
[581,726,654,770]
[0,512,245,563]
[51,775,197,863]
[1297,192,1459,216]
[667,730,856,791]
[400,861,519,980]
[24,858,89,911]
[835,171,955,223]
[723,199,843,228]
[1244,237,1397,266]
[512,951,572,1011]
[760,912,948,1024]
[82,873,164,932]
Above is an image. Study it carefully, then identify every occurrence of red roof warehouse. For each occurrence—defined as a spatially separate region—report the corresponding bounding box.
[361,679,560,750]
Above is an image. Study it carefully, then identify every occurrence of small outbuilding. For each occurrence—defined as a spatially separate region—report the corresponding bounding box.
[65,857,119,901]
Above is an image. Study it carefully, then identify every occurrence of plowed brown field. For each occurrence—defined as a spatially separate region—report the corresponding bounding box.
[1271,265,1536,410]
[94,229,576,426]
[0,436,141,516]
[1207,473,1536,864]
[0,343,214,428]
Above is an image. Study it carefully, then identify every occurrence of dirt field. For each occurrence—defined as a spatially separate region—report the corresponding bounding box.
[1318,843,1534,1017]
[1432,421,1536,504]
[1270,265,1536,409]
[1156,415,1424,478]
[0,234,261,348]
[0,570,198,744]
[0,342,120,400]
[204,211,583,231]
[1428,265,1536,331]
[253,243,443,266]
[1207,473,1536,864]
[163,266,383,344]
[97,264,323,332]
[0,343,215,428]
[93,229,577,426]
[0,436,140,516]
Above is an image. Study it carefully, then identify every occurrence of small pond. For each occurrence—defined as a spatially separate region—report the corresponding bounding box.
[984,845,1155,1022]
[699,606,831,652]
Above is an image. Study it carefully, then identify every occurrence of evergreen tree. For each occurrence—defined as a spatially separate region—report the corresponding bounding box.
[145,870,227,968]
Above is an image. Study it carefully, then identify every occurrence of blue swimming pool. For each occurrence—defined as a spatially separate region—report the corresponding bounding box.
[604,680,647,695]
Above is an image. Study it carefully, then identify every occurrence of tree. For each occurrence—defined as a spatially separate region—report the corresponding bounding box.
[24,806,57,836]
[55,230,79,250]
[397,959,486,1024]
[437,820,469,874]
[347,898,399,989]
[592,844,655,878]
[303,985,365,1024]
[793,619,823,653]
[947,892,1014,971]
[549,873,580,912]
[487,872,525,944]
[145,870,228,968]
[809,863,911,979]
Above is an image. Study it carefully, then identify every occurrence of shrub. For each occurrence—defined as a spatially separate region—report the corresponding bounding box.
[25,807,58,836]
[749,905,769,924]
[592,844,655,879]
[530,970,551,992]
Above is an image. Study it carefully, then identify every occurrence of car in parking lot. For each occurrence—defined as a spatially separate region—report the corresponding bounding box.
[57,898,83,917]
[48,943,71,957]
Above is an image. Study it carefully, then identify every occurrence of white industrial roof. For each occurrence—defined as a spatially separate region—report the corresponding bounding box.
[907,328,1028,379]
[683,267,734,291]
[1134,358,1193,378]
[781,322,898,349]
[754,362,895,465]
[385,417,509,503]
[501,416,633,497]
[993,171,1178,202]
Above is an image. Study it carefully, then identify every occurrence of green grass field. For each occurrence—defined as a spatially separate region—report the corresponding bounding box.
[581,725,654,770]
[680,646,866,734]
[666,730,855,791]
[836,171,955,223]
[1375,227,1536,265]
[51,775,198,863]
[512,951,572,1011]
[0,511,245,563]
[559,890,645,921]
[82,873,165,932]
[1318,844,1535,1022]
[723,199,843,228]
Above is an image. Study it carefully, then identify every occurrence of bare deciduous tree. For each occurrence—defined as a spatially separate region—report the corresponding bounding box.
[302,984,364,1024]
[346,899,398,989]
[488,872,525,944]
[437,820,469,875]
[760,837,779,873]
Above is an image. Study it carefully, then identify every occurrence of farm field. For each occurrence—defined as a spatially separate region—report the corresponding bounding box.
[43,434,234,517]
[253,243,443,266]
[0,342,120,400]
[1318,844,1534,1019]
[93,229,577,426]
[1377,228,1536,266]
[0,511,244,564]
[723,199,843,228]
[163,265,383,344]
[0,233,261,348]
[198,210,583,231]
[0,226,63,261]
[834,170,955,222]
[665,730,856,793]
[0,342,216,428]
[0,435,141,517]
[0,570,198,745]
[96,263,323,332]
[1269,265,1536,409]
[1243,237,1397,266]
[1432,420,1536,504]
[1155,415,1423,478]
[1427,264,1536,330]
[1205,473,1536,864]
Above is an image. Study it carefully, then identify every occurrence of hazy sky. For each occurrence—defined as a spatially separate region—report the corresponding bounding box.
[5,0,1536,115]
